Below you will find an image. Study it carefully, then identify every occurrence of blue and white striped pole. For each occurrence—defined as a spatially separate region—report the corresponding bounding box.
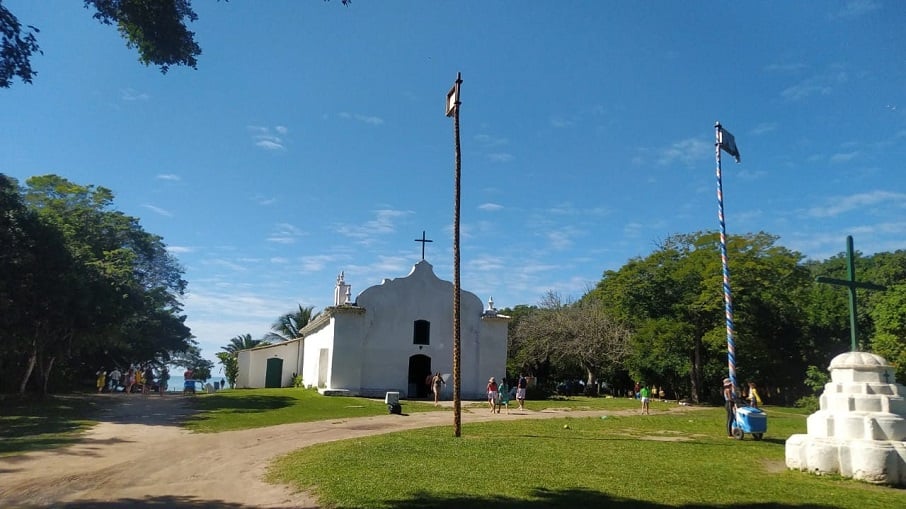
[715,121,736,396]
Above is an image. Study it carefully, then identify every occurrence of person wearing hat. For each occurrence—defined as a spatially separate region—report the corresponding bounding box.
[723,377,736,437]
[487,377,499,413]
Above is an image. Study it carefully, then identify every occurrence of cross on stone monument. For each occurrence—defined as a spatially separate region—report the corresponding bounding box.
[815,235,886,352]
[414,230,433,260]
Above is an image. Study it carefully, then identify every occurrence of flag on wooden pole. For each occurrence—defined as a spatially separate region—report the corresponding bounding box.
[718,126,741,163]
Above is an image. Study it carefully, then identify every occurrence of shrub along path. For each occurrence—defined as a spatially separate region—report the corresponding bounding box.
[0,394,699,508]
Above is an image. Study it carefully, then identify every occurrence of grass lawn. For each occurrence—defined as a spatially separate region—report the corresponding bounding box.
[268,405,906,508]
[0,395,99,456]
[183,387,447,432]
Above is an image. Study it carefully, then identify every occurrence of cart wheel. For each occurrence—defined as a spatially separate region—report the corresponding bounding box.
[732,427,744,440]
[753,433,763,441]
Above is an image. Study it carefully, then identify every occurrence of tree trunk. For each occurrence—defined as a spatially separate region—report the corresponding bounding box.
[41,356,56,395]
[19,342,37,395]
[690,336,702,404]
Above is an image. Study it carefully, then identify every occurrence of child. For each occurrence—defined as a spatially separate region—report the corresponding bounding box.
[748,382,763,408]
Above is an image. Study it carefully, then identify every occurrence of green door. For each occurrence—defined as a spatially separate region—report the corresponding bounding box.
[265,358,283,388]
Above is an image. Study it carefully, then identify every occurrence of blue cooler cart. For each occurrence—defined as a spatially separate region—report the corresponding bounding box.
[731,405,766,440]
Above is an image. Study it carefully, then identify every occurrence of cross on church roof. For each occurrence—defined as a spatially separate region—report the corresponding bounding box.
[815,235,886,352]
[414,230,433,260]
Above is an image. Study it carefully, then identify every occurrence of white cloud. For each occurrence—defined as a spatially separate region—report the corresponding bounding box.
[764,63,807,73]
[829,151,860,163]
[781,67,848,101]
[270,257,289,264]
[487,153,514,163]
[256,140,284,151]
[831,0,880,19]
[121,88,150,101]
[656,137,711,167]
[142,204,173,217]
[750,123,777,135]
[336,209,413,243]
[300,254,350,272]
[267,223,304,244]
[247,125,287,150]
[338,112,384,125]
[156,173,181,181]
[166,246,194,254]
[808,191,906,217]
[551,117,575,128]
[478,203,503,212]
[474,134,508,147]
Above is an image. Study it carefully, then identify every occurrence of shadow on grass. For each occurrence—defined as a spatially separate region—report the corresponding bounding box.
[181,394,297,428]
[0,395,101,455]
[12,489,846,509]
[188,394,296,413]
[386,487,844,509]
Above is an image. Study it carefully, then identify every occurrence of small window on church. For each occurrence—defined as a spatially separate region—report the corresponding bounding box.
[413,320,430,345]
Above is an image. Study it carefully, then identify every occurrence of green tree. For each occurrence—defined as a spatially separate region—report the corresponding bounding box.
[8,174,195,394]
[870,284,906,381]
[216,351,238,388]
[223,333,266,354]
[265,304,318,342]
[591,231,811,404]
[509,291,631,390]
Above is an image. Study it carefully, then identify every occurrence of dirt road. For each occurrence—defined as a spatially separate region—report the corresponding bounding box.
[0,394,683,508]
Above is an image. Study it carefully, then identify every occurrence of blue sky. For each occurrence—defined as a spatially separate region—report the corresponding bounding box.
[3,1,905,369]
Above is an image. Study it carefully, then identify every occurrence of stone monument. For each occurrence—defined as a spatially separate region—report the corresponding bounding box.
[785,351,906,485]
[786,236,904,485]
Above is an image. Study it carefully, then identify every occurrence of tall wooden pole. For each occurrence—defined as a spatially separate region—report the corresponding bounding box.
[450,72,463,437]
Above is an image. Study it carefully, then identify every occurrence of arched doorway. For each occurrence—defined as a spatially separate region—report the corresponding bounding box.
[408,354,431,398]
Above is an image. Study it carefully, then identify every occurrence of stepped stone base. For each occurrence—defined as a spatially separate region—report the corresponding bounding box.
[786,352,906,486]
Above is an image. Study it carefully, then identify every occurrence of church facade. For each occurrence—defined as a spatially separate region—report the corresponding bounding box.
[236,261,509,399]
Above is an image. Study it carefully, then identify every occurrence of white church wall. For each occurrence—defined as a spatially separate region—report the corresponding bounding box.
[243,341,300,388]
[301,319,336,388]
[328,312,370,392]
[237,350,252,388]
[353,261,504,399]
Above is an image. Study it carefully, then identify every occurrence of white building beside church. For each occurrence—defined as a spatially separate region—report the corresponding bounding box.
[236,260,509,399]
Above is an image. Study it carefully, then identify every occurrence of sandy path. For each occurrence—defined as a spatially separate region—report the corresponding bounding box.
[0,394,689,508]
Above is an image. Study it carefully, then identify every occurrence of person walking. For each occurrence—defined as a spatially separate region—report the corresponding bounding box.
[516,374,528,411]
[639,383,651,415]
[96,368,106,393]
[486,377,499,413]
[431,372,445,406]
[108,367,122,392]
[496,377,510,414]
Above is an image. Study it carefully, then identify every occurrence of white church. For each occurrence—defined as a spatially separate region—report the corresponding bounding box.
[236,259,509,399]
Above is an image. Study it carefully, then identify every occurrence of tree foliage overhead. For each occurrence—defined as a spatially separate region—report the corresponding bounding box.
[1,0,353,88]
[0,1,41,87]
[88,0,201,73]
[1,0,202,87]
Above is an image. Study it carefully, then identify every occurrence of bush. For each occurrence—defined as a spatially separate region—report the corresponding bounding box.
[292,374,304,388]
[795,395,819,413]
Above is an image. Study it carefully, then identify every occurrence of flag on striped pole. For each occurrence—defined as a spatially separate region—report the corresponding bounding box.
[718,126,741,163]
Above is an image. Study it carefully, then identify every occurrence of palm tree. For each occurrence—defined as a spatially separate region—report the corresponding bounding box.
[221,333,266,354]
[264,305,318,342]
